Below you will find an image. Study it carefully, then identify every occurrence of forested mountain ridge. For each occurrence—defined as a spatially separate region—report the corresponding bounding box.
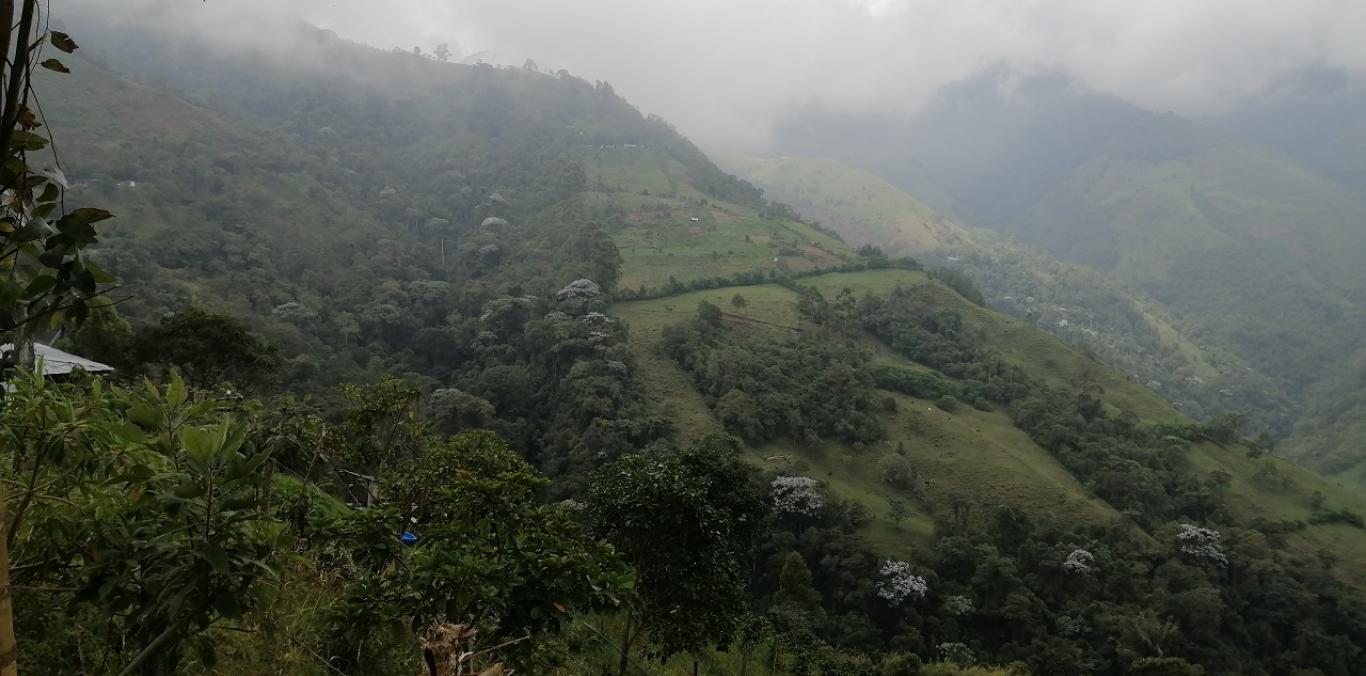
[768,70,1366,484]
[40,16,843,381]
[9,8,1366,675]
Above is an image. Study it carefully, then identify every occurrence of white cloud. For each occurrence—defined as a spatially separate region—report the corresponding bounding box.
[63,0,1366,147]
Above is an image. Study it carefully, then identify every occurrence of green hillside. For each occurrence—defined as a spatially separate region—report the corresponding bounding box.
[768,72,1366,481]
[581,146,852,292]
[717,154,973,254]
[615,268,1366,584]
[725,154,1290,430]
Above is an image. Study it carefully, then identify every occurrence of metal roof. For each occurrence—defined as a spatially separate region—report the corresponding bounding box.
[0,343,114,376]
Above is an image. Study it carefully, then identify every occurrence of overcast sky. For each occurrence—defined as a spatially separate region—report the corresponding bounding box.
[80,0,1366,147]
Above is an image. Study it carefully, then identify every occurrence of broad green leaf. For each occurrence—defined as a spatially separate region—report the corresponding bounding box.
[127,402,164,429]
[49,31,78,53]
[173,480,205,499]
[108,420,148,447]
[221,418,247,456]
[10,130,48,151]
[167,371,188,408]
[15,216,48,242]
[180,426,219,464]
[22,274,56,298]
[39,58,69,74]
[64,207,115,224]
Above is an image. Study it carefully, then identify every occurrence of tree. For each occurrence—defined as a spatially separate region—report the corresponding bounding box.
[433,43,451,62]
[425,388,495,438]
[0,9,117,673]
[131,309,279,391]
[731,293,747,309]
[879,454,915,490]
[588,434,767,671]
[886,496,909,530]
[697,299,722,326]
[770,551,825,634]
[326,431,631,673]
[336,376,425,479]
[4,373,282,674]
[62,302,133,368]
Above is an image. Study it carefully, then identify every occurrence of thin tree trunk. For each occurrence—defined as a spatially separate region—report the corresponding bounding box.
[616,610,634,676]
[0,0,36,164]
[0,485,17,676]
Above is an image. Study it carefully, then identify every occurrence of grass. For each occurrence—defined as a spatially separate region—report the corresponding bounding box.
[615,268,1366,585]
[615,270,1126,560]
[584,147,852,291]
[718,153,969,254]
[1185,441,1366,585]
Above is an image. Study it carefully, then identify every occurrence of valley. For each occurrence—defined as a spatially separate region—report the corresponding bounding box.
[6,3,1366,674]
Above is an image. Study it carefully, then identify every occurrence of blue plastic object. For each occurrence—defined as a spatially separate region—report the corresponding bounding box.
[400,531,418,546]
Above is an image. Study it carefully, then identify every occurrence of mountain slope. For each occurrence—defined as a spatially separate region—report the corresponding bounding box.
[769,70,1366,477]
[39,13,854,390]
[724,154,1293,427]
[1216,68,1366,201]
[716,154,974,255]
[615,267,1366,585]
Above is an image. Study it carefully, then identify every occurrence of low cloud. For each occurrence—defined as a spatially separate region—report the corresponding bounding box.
[64,0,1366,147]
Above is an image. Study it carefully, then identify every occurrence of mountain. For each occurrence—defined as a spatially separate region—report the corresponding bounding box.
[25,11,1366,674]
[51,0,1366,582]
[1217,67,1366,201]
[768,70,1366,482]
[54,12,1366,572]
[40,14,847,385]
[725,154,1289,426]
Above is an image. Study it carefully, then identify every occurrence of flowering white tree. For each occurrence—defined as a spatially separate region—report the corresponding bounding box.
[1063,549,1096,574]
[771,476,823,515]
[876,559,928,606]
[1176,523,1228,567]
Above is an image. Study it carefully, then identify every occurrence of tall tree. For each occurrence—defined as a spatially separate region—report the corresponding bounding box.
[130,309,279,391]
